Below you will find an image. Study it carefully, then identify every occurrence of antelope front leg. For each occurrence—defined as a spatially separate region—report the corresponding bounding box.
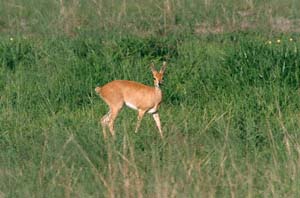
[152,113,163,138]
[135,110,146,133]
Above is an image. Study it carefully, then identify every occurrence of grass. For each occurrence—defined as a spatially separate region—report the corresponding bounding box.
[1,0,300,197]
[2,0,300,37]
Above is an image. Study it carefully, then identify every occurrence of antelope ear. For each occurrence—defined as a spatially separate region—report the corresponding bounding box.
[160,61,167,73]
[150,63,156,73]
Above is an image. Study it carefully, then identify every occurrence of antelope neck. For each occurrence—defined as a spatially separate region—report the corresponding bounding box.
[154,82,160,89]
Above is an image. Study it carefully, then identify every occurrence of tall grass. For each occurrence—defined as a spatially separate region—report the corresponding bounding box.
[1,0,300,197]
[1,33,300,197]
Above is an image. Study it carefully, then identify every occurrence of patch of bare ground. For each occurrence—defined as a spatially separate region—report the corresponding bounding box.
[194,10,300,34]
[194,22,224,35]
[270,17,300,33]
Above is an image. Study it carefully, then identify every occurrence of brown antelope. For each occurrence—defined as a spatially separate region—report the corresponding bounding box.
[95,62,167,139]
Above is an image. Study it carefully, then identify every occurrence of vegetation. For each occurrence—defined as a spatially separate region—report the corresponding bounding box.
[1,0,300,197]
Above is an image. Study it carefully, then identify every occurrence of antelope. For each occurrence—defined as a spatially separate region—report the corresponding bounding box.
[95,62,167,139]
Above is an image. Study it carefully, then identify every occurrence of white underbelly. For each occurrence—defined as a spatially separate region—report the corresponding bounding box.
[148,107,157,114]
[125,102,157,114]
[125,102,138,110]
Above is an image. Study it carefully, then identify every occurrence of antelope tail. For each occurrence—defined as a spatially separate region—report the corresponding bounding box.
[95,86,102,94]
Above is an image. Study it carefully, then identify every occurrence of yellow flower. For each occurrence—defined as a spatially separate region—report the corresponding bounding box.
[277,39,281,43]
[10,37,13,41]
[289,38,293,42]
[267,40,272,44]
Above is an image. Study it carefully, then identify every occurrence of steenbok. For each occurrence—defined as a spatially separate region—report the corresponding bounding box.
[95,62,167,139]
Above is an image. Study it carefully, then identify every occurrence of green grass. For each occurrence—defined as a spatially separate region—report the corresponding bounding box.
[1,0,300,197]
[1,33,300,197]
[2,0,300,37]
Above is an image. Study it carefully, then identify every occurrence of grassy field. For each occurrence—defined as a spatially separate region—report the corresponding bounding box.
[1,0,300,197]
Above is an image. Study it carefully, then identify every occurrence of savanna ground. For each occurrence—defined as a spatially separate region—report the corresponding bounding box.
[1,0,300,197]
